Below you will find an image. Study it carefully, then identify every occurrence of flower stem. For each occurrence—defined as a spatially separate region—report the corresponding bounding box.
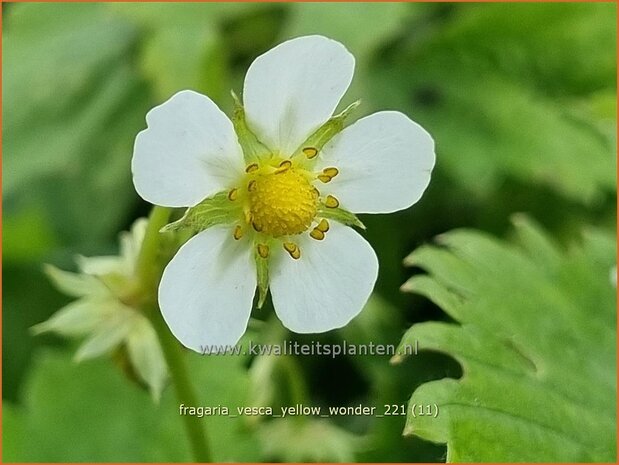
[281,355,310,407]
[263,316,310,420]
[136,205,172,298]
[137,206,212,462]
[149,308,213,462]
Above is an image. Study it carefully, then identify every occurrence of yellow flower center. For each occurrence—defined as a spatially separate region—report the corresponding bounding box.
[226,153,342,261]
[248,167,318,237]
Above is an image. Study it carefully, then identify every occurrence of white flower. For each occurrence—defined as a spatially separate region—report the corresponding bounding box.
[132,35,435,352]
[33,219,168,401]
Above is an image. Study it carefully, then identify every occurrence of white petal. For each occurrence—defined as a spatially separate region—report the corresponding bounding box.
[270,222,378,333]
[74,306,136,361]
[158,227,257,352]
[132,90,245,208]
[76,255,125,277]
[43,264,109,298]
[317,111,435,214]
[31,298,111,337]
[126,316,168,402]
[120,217,148,275]
[243,35,355,155]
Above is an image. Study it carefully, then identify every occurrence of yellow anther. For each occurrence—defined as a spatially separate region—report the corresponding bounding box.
[317,174,331,183]
[245,163,259,173]
[248,180,257,192]
[227,188,239,201]
[233,225,243,240]
[316,219,330,233]
[276,160,292,172]
[283,242,301,260]
[252,220,263,232]
[257,243,269,259]
[324,195,340,208]
[310,228,325,241]
[323,167,339,178]
[303,147,318,159]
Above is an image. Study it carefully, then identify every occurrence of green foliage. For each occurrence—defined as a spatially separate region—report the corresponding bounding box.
[4,349,260,462]
[338,296,454,462]
[110,3,276,105]
[369,2,616,204]
[2,207,59,262]
[284,2,416,110]
[397,217,616,462]
[3,3,150,247]
[284,3,412,62]
[3,2,616,463]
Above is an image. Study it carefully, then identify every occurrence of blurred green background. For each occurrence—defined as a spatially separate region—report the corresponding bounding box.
[2,2,616,462]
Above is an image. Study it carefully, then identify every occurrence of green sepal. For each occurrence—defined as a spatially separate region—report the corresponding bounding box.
[254,248,269,309]
[160,191,239,234]
[231,90,270,164]
[318,205,365,230]
[293,100,360,157]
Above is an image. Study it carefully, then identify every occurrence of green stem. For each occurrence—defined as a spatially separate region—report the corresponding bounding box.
[263,316,310,419]
[149,309,212,462]
[137,206,212,462]
[281,355,310,407]
[136,206,172,297]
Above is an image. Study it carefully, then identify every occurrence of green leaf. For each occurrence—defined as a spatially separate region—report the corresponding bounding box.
[338,295,450,462]
[4,349,260,462]
[397,217,616,461]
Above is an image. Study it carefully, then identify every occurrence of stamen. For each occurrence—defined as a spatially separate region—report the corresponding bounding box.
[276,160,292,173]
[325,195,340,208]
[245,163,259,173]
[233,225,243,240]
[252,220,263,232]
[316,219,330,233]
[310,228,325,241]
[227,188,239,201]
[322,167,339,178]
[303,147,318,159]
[283,242,301,260]
[317,174,331,183]
[257,243,270,259]
[248,180,257,192]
